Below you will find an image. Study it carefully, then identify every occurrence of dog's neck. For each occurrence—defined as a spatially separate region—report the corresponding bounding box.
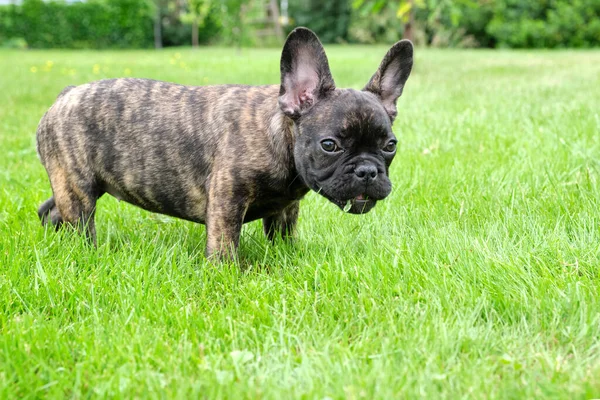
[266,105,308,199]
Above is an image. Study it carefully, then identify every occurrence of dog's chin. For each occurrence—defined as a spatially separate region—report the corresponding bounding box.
[330,194,378,214]
[307,176,389,215]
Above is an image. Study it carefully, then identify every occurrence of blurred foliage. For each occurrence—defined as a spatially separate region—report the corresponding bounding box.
[349,0,478,46]
[487,0,600,48]
[0,0,221,48]
[157,0,221,47]
[0,0,154,48]
[348,0,404,44]
[288,0,352,43]
[0,0,598,48]
[350,0,600,48]
[219,0,273,47]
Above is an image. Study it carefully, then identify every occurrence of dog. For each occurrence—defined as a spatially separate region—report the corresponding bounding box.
[36,27,413,259]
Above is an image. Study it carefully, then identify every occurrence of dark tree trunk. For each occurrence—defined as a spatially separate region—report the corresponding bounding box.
[192,18,199,47]
[154,8,162,49]
[404,0,415,42]
[270,0,284,42]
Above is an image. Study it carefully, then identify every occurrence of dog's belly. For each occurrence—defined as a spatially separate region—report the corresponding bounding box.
[243,193,306,223]
[104,180,299,225]
[102,180,208,224]
[244,201,288,223]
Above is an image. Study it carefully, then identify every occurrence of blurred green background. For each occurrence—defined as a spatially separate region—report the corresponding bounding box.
[1,0,599,49]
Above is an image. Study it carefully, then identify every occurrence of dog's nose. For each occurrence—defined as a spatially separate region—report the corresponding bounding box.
[354,164,378,183]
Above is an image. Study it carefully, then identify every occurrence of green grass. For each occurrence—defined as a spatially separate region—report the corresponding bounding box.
[1,45,600,398]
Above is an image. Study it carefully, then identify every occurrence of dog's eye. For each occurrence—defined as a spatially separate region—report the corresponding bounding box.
[383,141,397,153]
[321,139,339,153]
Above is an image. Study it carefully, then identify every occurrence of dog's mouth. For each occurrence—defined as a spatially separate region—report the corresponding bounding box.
[334,193,377,214]
[313,180,385,215]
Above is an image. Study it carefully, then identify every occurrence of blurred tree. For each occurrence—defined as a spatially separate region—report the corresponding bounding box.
[218,0,250,47]
[289,0,352,43]
[150,0,163,48]
[2,0,597,48]
[182,0,212,47]
[487,0,600,48]
[400,0,415,41]
[352,0,479,46]
[244,0,284,44]
[350,0,411,43]
[353,0,418,41]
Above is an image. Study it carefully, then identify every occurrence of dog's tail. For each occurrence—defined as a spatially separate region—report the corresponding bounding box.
[38,196,55,225]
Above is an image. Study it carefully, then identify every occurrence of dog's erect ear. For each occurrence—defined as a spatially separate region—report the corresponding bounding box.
[279,27,335,118]
[364,40,413,122]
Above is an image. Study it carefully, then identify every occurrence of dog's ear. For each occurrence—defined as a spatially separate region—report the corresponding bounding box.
[364,40,413,122]
[279,27,335,118]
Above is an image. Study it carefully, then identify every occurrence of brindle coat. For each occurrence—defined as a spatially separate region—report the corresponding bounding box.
[36,27,413,258]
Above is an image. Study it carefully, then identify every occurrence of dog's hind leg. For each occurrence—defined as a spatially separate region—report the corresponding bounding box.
[46,165,99,245]
[263,201,299,242]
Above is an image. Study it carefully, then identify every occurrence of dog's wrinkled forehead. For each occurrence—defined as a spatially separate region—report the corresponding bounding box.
[305,88,393,141]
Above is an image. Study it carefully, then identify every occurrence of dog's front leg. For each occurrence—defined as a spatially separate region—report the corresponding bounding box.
[205,177,248,260]
[205,201,247,260]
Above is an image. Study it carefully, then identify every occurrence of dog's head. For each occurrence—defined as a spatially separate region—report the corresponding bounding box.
[278,27,413,214]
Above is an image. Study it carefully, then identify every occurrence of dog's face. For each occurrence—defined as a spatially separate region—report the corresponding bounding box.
[293,90,397,214]
[278,28,413,214]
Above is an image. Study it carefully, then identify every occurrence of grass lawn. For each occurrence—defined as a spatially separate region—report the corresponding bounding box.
[1,45,600,398]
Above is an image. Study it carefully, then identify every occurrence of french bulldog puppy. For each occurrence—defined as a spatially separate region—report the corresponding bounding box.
[36,27,413,259]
